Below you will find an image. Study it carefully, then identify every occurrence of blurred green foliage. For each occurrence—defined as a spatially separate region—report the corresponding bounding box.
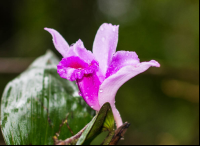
[0,0,199,145]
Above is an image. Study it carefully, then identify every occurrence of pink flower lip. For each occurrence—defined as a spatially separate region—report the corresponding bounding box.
[57,56,99,81]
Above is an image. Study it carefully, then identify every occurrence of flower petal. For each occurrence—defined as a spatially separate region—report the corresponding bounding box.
[57,56,99,81]
[66,39,96,64]
[98,60,160,128]
[77,73,101,111]
[93,23,119,76]
[106,51,140,78]
[44,28,69,57]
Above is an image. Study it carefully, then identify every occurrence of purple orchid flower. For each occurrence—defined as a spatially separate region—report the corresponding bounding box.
[44,23,160,128]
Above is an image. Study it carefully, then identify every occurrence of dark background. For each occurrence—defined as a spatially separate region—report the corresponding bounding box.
[0,0,199,145]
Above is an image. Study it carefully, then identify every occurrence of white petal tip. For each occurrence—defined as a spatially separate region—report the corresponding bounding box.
[150,60,160,67]
[44,27,50,31]
[44,28,54,34]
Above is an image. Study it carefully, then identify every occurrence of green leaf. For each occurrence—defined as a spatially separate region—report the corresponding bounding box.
[76,102,115,145]
[1,50,94,145]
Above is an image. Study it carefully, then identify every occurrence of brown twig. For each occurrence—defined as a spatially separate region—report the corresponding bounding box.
[55,124,88,145]
[66,120,74,136]
[109,122,130,145]
[54,113,74,138]
[36,98,53,127]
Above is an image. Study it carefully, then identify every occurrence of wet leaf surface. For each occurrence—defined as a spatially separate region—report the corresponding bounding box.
[1,51,94,145]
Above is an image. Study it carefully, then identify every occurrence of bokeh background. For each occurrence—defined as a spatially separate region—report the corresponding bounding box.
[0,0,199,145]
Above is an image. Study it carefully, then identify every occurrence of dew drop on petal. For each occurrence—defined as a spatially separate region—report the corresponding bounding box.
[135,64,140,68]
[91,106,94,108]
[117,110,120,115]
[99,89,103,93]
[113,27,116,32]
[79,92,82,96]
